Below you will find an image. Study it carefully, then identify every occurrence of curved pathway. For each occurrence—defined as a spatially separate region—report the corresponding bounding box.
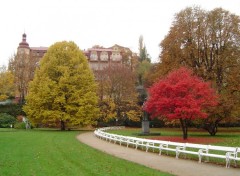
[77,132,239,176]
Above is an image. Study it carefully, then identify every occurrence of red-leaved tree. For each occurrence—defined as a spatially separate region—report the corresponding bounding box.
[144,67,218,139]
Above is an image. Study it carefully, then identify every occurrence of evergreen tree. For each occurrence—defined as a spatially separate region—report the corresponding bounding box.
[137,35,151,86]
[138,35,151,62]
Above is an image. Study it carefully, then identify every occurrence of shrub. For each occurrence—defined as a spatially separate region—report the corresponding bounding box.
[0,104,25,117]
[0,113,16,128]
[14,122,26,129]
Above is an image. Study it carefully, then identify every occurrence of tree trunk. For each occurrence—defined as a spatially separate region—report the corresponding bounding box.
[138,75,143,85]
[203,122,218,136]
[19,91,25,105]
[60,120,65,131]
[209,125,218,136]
[180,118,188,140]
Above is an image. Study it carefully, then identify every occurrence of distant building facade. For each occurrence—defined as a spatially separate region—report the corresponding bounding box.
[17,33,135,71]
[14,33,48,103]
[17,33,48,65]
[83,44,136,71]
[14,33,136,102]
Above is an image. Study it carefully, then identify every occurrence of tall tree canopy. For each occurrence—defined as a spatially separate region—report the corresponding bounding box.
[144,67,218,139]
[24,41,99,130]
[153,7,240,135]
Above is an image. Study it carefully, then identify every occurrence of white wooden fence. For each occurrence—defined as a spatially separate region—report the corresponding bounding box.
[94,126,240,168]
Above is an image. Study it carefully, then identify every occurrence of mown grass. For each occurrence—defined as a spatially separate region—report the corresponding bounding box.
[0,128,172,176]
[110,127,240,146]
[109,127,240,166]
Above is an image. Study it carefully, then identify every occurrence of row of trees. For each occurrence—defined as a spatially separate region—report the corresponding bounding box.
[1,34,152,129]
[1,6,239,139]
[3,37,151,130]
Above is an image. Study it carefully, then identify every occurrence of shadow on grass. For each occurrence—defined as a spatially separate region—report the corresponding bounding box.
[188,134,240,138]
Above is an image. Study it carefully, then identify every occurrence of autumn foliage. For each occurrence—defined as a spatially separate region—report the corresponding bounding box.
[144,67,218,139]
[24,41,99,130]
[97,65,141,124]
[153,7,240,135]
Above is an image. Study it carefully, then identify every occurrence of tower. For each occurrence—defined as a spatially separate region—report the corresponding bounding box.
[15,33,31,104]
[17,33,30,55]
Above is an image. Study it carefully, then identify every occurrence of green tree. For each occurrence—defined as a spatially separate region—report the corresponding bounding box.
[24,41,99,130]
[0,104,24,117]
[0,113,16,128]
[136,60,152,86]
[137,35,151,86]
[138,35,151,63]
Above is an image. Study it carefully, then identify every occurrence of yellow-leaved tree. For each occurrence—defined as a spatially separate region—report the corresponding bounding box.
[0,66,14,101]
[24,41,99,130]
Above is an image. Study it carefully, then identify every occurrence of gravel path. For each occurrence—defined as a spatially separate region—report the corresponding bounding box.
[77,132,239,176]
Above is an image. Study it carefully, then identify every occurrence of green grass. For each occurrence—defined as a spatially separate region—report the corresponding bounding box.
[109,127,240,147]
[0,129,172,176]
[109,127,240,166]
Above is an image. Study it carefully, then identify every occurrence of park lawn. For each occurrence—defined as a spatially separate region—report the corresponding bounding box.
[0,129,172,176]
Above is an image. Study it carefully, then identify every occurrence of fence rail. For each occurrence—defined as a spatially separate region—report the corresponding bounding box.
[94,126,240,168]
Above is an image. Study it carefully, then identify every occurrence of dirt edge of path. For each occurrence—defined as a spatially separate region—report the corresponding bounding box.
[77,132,239,176]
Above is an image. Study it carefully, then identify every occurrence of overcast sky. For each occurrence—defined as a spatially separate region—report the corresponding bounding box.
[0,0,239,66]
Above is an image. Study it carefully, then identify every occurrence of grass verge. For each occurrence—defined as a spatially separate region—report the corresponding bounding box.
[0,129,172,176]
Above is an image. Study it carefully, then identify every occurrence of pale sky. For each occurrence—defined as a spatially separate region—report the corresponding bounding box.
[0,0,239,66]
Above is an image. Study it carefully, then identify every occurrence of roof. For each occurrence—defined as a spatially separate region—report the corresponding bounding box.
[30,47,48,51]
[18,33,29,49]
[109,44,130,50]
[88,48,113,52]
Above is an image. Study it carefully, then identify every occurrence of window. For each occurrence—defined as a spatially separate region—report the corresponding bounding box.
[111,52,122,61]
[90,51,98,60]
[100,52,108,61]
